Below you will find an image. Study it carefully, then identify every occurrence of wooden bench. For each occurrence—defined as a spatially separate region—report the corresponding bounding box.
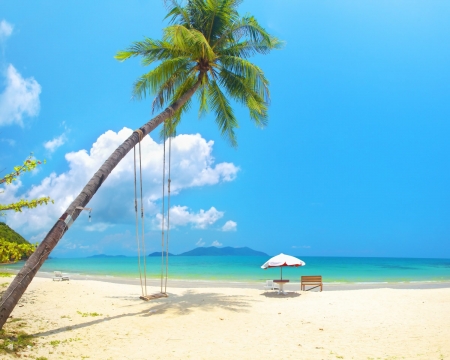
[301,276,323,291]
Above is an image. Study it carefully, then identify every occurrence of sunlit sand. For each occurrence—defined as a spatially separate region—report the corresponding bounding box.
[3,276,450,359]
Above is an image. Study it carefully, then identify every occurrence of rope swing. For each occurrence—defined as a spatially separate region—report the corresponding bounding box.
[133,126,171,301]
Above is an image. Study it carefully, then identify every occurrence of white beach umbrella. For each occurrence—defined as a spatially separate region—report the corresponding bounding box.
[261,253,306,280]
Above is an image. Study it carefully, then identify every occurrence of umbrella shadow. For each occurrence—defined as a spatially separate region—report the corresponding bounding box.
[260,291,301,298]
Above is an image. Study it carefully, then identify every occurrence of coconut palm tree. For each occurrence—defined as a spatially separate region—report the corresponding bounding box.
[0,0,282,328]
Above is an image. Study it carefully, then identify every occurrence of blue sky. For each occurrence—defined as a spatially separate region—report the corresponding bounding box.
[1,0,449,258]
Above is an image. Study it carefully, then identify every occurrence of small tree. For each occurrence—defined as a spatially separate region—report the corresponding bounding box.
[0,154,53,214]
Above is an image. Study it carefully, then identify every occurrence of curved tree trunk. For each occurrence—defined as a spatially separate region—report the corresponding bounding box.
[0,79,202,329]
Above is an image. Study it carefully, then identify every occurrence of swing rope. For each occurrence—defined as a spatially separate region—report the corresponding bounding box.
[160,122,172,294]
[160,124,166,293]
[133,129,147,297]
[133,125,170,300]
[138,133,148,296]
[164,135,172,294]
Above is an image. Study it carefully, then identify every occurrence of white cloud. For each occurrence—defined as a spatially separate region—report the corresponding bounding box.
[196,238,205,247]
[0,64,41,127]
[155,205,224,230]
[211,240,222,247]
[44,133,67,153]
[0,20,13,41]
[0,138,15,146]
[85,222,113,232]
[29,231,47,244]
[3,128,238,236]
[221,220,237,232]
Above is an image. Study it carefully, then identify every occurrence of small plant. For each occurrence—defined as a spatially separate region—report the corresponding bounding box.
[0,272,12,277]
[50,340,61,346]
[77,311,102,317]
[36,357,49,360]
[0,329,35,354]
[8,317,23,323]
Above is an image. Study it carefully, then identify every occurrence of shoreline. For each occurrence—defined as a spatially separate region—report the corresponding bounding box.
[26,270,450,291]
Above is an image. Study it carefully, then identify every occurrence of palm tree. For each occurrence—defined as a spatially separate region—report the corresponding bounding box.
[0,0,282,328]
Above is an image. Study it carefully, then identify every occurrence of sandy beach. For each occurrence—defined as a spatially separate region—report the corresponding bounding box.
[0,276,449,359]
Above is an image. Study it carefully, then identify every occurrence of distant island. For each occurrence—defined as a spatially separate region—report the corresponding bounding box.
[148,252,176,257]
[86,247,268,258]
[148,246,268,257]
[87,254,127,258]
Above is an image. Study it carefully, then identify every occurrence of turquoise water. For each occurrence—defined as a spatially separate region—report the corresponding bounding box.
[3,256,450,283]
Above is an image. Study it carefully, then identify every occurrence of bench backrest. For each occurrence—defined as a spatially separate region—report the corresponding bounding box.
[301,276,322,283]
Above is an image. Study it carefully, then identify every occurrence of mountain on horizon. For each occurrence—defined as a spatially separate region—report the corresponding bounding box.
[178,246,268,257]
[148,252,175,257]
[87,254,127,258]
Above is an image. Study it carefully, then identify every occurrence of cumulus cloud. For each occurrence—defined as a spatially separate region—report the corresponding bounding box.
[211,240,222,247]
[0,20,13,42]
[44,133,67,153]
[3,128,238,236]
[155,205,224,230]
[221,220,237,232]
[0,64,41,126]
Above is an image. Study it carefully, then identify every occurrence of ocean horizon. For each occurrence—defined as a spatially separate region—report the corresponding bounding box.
[3,255,450,284]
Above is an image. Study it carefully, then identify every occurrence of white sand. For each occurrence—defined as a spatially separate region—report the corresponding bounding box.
[2,277,450,359]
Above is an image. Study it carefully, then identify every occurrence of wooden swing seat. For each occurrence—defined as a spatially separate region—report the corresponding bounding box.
[140,292,169,301]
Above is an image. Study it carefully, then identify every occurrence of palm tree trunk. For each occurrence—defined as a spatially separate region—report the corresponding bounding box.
[0,79,202,329]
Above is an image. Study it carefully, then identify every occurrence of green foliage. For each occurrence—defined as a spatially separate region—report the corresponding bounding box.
[0,223,35,263]
[0,222,30,245]
[0,155,44,186]
[0,238,36,263]
[0,328,35,354]
[77,311,102,317]
[116,0,282,146]
[0,153,54,215]
[0,197,53,213]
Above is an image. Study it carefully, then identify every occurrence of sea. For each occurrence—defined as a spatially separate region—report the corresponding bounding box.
[3,256,450,284]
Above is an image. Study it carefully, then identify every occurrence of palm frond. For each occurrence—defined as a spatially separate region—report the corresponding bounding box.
[197,78,210,118]
[219,55,269,101]
[207,80,238,147]
[219,67,268,127]
[164,0,191,26]
[118,0,282,147]
[115,38,189,65]
[152,63,197,112]
[213,15,283,51]
[163,25,215,62]
[221,40,274,58]
[132,57,192,100]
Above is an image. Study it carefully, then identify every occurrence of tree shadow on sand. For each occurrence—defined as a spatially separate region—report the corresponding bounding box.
[31,290,253,337]
[260,291,302,298]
